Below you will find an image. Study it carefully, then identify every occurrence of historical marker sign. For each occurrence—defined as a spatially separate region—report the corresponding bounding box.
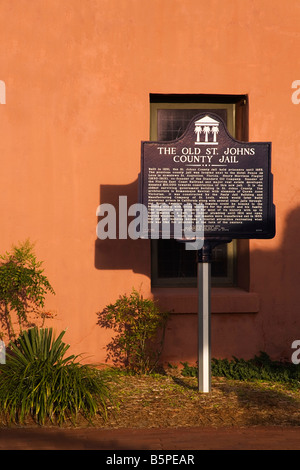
[139,112,275,240]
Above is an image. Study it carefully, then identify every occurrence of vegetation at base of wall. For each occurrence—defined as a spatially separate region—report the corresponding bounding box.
[0,240,55,341]
[96,288,170,375]
[180,352,300,388]
[0,327,111,425]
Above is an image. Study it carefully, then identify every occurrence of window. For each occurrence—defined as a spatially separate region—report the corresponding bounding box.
[150,94,249,288]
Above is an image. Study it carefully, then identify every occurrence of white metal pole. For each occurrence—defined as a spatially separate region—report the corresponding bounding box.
[198,260,211,393]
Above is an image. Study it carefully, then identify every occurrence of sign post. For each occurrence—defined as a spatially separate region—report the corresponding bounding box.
[139,112,275,392]
[197,243,211,393]
[196,239,231,392]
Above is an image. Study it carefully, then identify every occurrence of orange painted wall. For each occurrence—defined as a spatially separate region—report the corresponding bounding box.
[0,0,299,364]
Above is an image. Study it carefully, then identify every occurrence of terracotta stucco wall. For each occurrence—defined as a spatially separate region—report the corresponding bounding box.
[0,0,299,364]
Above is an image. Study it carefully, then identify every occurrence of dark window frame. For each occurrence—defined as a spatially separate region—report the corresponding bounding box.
[149,94,250,290]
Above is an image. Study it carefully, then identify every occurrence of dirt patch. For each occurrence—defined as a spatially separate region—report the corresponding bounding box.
[96,369,300,429]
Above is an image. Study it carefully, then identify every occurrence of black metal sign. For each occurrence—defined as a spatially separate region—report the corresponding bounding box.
[139,112,275,240]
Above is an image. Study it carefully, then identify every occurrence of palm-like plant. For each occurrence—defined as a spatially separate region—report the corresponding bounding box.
[0,327,111,425]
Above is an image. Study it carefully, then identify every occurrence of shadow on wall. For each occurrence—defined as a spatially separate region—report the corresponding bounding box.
[250,205,300,314]
[153,206,300,363]
[94,177,300,318]
[94,178,300,360]
[94,179,150,274]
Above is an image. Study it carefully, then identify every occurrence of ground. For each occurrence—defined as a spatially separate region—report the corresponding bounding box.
[92,367,300,429]
[0,366,299,450]
[1,365,299,430]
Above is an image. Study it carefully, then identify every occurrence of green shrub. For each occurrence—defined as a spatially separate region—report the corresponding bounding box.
[181,352,300,388]
[0,327,111,425]
[0,240,55,341]
[212,352,300,387]
[97,288,169,374]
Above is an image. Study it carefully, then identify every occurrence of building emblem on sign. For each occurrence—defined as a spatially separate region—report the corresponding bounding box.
[194,115,219,145]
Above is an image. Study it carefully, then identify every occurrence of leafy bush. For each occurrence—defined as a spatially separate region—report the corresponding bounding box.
[0,240,55,340]
[212,352,300,387]
[0,327,111,425]
[181,352,300,388]
[96,289,169,374]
